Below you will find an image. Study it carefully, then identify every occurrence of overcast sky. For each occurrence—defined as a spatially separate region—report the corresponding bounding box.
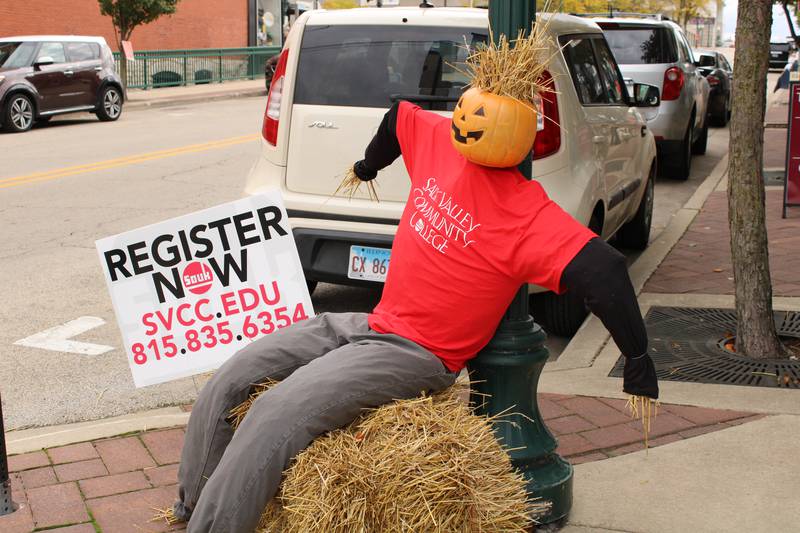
[723,1,795,41]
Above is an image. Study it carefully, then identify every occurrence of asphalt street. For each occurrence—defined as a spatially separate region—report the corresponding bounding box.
[1,93,730,430]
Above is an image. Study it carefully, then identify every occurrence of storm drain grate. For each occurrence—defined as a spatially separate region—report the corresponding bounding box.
[608,307,800,389]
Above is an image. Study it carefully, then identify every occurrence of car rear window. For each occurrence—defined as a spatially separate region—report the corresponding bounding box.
[600,25,677,64]
[294,25,487,110]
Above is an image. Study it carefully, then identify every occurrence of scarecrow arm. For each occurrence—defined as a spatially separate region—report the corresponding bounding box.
[354,102,402,181]
[561,238,659,399]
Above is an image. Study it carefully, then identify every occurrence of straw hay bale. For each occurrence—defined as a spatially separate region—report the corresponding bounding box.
[228,383,548,532]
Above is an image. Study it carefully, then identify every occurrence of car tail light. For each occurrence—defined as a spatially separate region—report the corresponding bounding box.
[262,48,289,146]
[662,66,684,101]
[706,74,720,86]
[532,70,560,160]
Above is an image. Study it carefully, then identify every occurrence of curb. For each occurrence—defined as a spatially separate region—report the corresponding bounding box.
[6,406,190,455]
[125,87,266,111]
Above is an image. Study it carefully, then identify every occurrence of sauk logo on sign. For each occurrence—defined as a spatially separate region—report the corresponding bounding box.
[96,191,313,387]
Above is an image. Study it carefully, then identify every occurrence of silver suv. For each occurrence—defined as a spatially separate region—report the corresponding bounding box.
[593,15,710,180]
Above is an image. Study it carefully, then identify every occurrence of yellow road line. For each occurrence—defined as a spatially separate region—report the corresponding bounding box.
[0,133,260,190]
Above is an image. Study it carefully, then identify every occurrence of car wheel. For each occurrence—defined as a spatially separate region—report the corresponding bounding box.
[692,117,708,155]
[96,86,123,122]
[616,165,655,250]
[306,280,318,296]
[3,93,35,133]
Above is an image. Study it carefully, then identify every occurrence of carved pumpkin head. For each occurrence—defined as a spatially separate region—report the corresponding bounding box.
[450,88,538,168]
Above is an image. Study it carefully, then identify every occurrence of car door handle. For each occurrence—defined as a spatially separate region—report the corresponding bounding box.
[64,70,74,76]
[94,66,103,71]
[592,135,608,144]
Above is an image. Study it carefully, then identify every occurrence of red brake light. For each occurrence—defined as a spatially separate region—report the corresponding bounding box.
[662,66,684,101]
[532,70,560,160]
[263,48,289,146]
[706,74,720,86]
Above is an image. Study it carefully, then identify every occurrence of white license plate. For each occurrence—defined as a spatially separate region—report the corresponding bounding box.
[772,52,782,57]
[348,245,391,282]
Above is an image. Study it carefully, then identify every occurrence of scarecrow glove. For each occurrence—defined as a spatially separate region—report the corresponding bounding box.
[623,353,659,399]
[353,159,378,181]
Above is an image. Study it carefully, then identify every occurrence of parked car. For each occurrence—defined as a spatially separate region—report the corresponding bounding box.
[593,15,710,180]
[769,41,793,70]
[0,35,123,133]
[695,50,732,127]
[246,7,659,336]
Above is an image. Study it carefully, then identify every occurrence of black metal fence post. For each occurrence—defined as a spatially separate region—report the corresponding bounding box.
[1,394,16,516]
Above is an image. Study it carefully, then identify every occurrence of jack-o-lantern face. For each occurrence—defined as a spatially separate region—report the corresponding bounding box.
[450,88,537,168]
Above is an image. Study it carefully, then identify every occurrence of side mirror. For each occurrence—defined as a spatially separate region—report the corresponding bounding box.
[633,83,660,107]
[33,56,54,69]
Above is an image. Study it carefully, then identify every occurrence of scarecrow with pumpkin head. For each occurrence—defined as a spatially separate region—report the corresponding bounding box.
[172,29,659,533]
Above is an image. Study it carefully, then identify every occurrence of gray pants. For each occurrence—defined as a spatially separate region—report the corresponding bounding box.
[176,312,456,533]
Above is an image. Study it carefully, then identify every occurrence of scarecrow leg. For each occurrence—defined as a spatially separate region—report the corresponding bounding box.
[186,332,456,533]
[175,312,370,521]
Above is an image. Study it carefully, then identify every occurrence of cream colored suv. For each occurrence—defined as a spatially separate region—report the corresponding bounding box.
[246,7,658,335]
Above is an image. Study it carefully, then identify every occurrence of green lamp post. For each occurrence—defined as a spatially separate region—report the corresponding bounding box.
[467,0,573,524]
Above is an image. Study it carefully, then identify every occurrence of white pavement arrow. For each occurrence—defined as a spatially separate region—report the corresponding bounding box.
[14,316,114,355]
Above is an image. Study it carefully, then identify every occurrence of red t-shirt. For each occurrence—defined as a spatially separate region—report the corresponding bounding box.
[368,102,595,371]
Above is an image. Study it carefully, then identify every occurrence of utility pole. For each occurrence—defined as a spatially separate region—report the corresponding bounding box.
[468,0,573,524]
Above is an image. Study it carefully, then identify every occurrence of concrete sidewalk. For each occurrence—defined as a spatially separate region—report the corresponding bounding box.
[124,79,266,111]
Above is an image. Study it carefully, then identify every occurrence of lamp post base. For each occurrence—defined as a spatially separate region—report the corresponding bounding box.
[521,454,573,523]
[468,310,573,524]
[1,480,15,516]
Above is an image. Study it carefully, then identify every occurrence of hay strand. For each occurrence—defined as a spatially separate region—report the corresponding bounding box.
[151,507,182,526]
[332,165,380,202]
[626,395,661,450]
[457,5,559,107]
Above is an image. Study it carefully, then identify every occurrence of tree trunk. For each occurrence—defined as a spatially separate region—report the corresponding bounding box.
[728,0,787,359]
[119,46,128,91]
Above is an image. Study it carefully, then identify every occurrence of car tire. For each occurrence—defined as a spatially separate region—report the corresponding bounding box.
[692,117,708,155]
[616,165,655,250]
[531,288,587,337]
[306,280,318,296]
[95,86,123,122]
[3,93,35,133]
[530,212,603,337]
[664,120,693,180]
[711,94,729,127]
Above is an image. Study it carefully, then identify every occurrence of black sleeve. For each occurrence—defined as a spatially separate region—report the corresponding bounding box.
[560,238,648,359]
[353,102,402,181]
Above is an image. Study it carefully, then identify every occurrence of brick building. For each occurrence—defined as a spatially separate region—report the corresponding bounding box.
[0,0,260,51]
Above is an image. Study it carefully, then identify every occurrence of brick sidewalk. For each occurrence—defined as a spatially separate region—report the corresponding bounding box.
[2,394,760,532]
[644,189,800,296]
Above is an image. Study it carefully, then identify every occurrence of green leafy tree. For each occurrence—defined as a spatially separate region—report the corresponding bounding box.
[98,0,181,88]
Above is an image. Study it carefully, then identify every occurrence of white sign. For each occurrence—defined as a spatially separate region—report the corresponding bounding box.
[96,191,313,387]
